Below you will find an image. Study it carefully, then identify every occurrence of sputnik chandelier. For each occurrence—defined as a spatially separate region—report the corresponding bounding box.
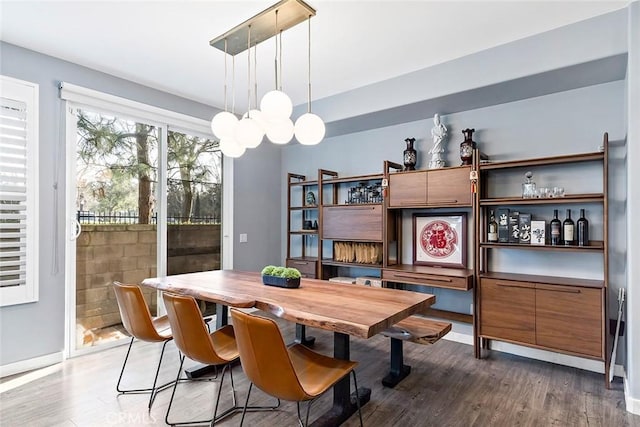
[210,0,325,158]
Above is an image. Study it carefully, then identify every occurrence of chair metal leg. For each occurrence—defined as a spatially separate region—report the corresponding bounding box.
[165,354,186,426]
[305,400,313,427]
[116,337,174,410]
[240,382,253,427]
[352,370,363,427]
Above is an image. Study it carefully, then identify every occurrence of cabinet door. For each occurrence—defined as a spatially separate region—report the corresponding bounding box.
[322,205,382,241]
[535,285,603,358]
[388,171,427,207]
[427,167,472,206]
[286,258,317,279]
[479,278,535,344]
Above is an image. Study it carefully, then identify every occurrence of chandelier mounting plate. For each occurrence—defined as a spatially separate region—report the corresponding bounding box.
[210,0,316,56]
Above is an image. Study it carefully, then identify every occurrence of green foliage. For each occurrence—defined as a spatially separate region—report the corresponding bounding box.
[261,266,301,279]
[281,268,301,279]
[261,265,277,275]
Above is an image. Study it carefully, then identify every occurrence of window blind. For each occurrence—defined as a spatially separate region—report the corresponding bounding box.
[0,76,38,305]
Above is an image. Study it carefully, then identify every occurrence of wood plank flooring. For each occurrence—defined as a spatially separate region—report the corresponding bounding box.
[1,312,638,427]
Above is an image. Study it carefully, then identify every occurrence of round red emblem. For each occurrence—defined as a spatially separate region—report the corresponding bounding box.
[420,220,458,258]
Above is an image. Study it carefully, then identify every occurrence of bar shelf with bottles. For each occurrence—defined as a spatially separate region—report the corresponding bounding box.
[474,133,610,386]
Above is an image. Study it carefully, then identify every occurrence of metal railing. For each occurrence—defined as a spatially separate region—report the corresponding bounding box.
[76,211,219,224]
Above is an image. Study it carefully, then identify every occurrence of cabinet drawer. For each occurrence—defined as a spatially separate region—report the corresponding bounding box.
[285,258,317,278]
[479,278,535,344]
[382,269,471,290]
[388,171,427,207]
[322,205,382,241]
[427,167,472,206]
[535,285,603,358]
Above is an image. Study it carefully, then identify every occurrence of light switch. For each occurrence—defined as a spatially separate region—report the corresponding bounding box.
[239,233,248,243]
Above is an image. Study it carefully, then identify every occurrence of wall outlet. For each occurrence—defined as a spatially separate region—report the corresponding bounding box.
[239,233,248,243]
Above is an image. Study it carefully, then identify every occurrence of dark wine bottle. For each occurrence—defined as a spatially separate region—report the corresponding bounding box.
[550,209,561,246]
[563,209,575,245]
[488,210,498,242]
[577,208,589,246]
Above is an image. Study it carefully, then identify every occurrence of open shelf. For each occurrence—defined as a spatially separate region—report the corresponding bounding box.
[480,241,603,252]
[321,173,383,185]
[289,205,318,211]
[321,259,382,269]
[288,179,317,187]
[479,151,603,170]
[289,230,318,235]
[479,193,604,205]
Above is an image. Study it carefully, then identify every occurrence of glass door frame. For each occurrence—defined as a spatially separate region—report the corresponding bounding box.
[61,84,228,359]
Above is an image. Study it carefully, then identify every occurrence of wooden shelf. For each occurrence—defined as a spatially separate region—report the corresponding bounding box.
[480,193,604,205]
[290,230,318,235]
[288,179,317,187]
[479,271,605,289]
[321,259,382,269]
[321,173,383,185]
[322,203,382,208]
[289,205,318,211]
[480,151,603,170]
[480,241,603,252]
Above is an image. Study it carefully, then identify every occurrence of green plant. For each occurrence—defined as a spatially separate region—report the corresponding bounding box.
[281,268,301,279]
[261,266,301,279]
[261,265,277,276]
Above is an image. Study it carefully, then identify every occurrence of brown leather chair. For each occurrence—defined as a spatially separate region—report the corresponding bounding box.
[112,281,174,409]
[230,308,363,427]
[162,293,279,426]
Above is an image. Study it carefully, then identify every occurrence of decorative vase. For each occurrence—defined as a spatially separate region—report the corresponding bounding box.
[460,128,476,166]
[403,137,417,171]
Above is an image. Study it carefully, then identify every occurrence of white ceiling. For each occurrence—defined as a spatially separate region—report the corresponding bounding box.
[0,1,628,113]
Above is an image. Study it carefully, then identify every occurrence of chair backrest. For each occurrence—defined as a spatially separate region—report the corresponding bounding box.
[162,292,229,366]
[230,308,308,402]
[113,282,167,342]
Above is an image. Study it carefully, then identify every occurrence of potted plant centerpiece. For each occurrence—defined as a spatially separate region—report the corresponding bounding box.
[261,265,302,288]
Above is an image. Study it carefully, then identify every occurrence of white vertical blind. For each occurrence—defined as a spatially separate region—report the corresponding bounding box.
[0,76,38,305]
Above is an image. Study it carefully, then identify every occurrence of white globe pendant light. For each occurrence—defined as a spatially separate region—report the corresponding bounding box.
[260,90,293,121]
[265,117,294,144]
[242,109,267,131]
[219,137,246,158]
[235,116,264,149]
[293,16,325,146]
[211,111,238,140]
[294,112,325,145]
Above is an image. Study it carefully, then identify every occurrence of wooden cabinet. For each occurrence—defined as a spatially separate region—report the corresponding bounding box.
[535,284,603,358]
[479,278,603,358]
[285,258,317,279]
[388,166,472,208]
[475,133,609,384]
[479,278,535,344]
[322,205,382,241]
[382,265,472,291]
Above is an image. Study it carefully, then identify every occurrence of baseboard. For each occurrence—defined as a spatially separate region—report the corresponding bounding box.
[624,372,640,415]
[0,351,63,379]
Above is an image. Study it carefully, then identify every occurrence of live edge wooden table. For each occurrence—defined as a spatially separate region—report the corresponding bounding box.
[142,270,435,427]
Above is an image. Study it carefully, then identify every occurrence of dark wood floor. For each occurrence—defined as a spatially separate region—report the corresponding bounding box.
[1,312,638,427]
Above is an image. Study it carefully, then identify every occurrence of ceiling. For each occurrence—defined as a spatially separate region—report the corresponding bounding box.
[0,1,628,114]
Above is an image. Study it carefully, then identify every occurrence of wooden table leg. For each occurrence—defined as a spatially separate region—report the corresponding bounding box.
[310,332,370,427]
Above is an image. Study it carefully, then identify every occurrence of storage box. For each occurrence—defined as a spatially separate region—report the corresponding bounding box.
[518,213,531,244]
[531,220,546,245]
[497,208,510,243]
[509,211,520,243]
[356,276,382,288]
[328,276,356,284]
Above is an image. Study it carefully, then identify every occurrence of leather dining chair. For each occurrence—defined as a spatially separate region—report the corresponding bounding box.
[162,292,279,426]
[112,281,174,410]
[230,308,363,427]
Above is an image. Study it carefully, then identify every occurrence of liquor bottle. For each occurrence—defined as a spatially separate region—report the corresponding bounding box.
[577,209,589,246]
[487,210,498,242]
[550,209,561,246]
[563,209,575,246]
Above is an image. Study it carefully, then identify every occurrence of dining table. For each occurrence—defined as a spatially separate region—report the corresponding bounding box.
[142,270,435,426]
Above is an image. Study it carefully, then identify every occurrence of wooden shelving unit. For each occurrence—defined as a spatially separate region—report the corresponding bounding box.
[474,132,610,387]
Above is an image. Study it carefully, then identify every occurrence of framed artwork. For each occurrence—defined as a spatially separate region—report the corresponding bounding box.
[413,213,467,268]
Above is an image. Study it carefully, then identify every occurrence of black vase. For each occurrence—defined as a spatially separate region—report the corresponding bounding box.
[403,137,417,171]
[460,128,476,166]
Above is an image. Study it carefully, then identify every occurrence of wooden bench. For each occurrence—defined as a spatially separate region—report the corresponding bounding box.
[380,315,451,387]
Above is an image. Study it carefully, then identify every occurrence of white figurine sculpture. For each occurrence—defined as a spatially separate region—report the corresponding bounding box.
[429,113,447,169]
